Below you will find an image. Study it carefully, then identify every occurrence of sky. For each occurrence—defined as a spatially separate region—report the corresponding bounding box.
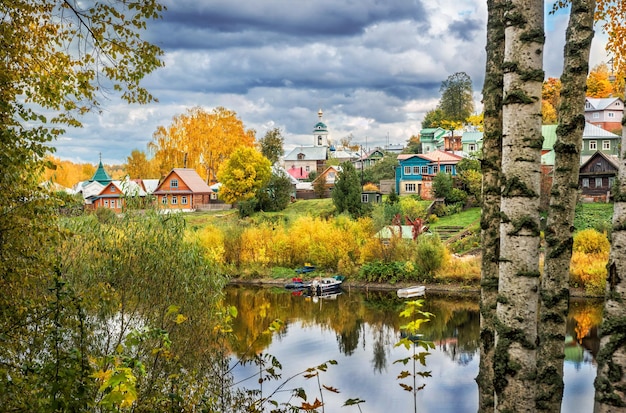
[53,0,612,165]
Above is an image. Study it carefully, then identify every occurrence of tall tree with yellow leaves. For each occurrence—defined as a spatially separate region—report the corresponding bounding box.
[149,107,255,183]
[586,63,613,98]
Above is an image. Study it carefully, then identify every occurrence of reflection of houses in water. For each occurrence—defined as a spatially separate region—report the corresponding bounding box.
[433,337,475,366]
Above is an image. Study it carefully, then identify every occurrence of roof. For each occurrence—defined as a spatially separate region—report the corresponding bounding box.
[156,168,212,194]
[140,179,160,194]
[585,97,623,111]
[91,161,112,185]
[541,150,555,166]
[579,150,620,170]
[284,146,328,161]
[417,150,463,163]
[541,122,619,151]
[98,179,147,198]
[461,131,483,143]
[375,225,417,240]
[583,122,620,139]
[273,165,299,185]
[286,166,309,180]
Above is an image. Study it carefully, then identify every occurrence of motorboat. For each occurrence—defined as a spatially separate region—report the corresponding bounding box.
[397,285,426,298]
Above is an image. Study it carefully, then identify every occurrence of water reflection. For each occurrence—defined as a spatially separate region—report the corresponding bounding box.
[224,286,601,413]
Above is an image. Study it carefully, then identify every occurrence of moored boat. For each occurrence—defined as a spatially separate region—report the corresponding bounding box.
[295,264,316,274]
[312,276,343,295]
[397,285,426,298]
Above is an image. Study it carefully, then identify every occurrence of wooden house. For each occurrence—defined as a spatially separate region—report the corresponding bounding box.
[92,179,147,212]
[584,97,623,132]
[153,168,213,211]
[579,151,619,201]
[394,150,463,198]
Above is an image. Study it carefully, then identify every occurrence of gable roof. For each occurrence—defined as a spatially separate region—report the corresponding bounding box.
[98,179,147,198]
[585,97,623,111]
[461,131,483,144]
[156,168,212,194]
[583,122,620,139]
[312,165,342,184]
[284,146,328,161]
[579,150,620,171]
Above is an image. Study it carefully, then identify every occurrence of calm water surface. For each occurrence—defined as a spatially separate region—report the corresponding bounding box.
[224,285,601,413]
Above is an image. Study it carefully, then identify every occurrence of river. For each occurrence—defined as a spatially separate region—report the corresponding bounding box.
[224,285,601,413]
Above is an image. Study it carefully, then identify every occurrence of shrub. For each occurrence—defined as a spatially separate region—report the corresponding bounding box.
[414,236,446,279]
[570,251,607,296]
[573,229,610,255]
[195,225,225,264]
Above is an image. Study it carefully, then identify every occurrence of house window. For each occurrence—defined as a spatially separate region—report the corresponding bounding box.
[361,194,369,203]
[297,153,305,160]
[162,196,167,205]
[305,166,310,172]
[595,177,603,188]
[210,192,218,200]
[172,196,178,205]
[421,166,428,174]
[593,113,599,119]
[405,183,416,193]
[468,144,476,152]
[589,141,597,150]
[117,199,122,208]
[609,177,615,187]
[603,140,611,150]
[110,201,115,209]
[413,166,420,174]
[171,179,178,189]
[110,186,115,192]
[104,200,108,207]
[445,165,453,174]
[585,102,591,109]
[404,166,411,175]
[181,196,188,205]
[608,112,615,118]
[582,178,589,188]
[432,166,439,174]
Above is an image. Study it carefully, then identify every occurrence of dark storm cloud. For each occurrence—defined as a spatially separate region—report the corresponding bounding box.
[154,0,429,48]
[448,17,483,41]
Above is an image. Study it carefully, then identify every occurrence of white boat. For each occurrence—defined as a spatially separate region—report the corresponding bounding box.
[311,276,343,295]
[397,285,426,298]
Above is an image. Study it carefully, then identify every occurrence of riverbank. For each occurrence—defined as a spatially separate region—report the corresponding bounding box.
[228,277,595,298]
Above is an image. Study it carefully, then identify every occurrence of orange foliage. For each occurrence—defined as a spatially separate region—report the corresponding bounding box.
[41,156,96,188]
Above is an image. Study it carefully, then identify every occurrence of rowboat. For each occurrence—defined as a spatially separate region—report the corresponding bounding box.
[397,285,426,298]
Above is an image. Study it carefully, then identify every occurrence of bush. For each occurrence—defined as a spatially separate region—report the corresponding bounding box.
[414,236,446,279]
[573,229,610,255]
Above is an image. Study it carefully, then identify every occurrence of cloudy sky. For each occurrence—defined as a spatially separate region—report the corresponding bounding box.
[54,0,611,165]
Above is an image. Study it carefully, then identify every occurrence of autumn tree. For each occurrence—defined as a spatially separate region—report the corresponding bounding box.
[217,147,271,204]
[0,1,164,410]
[586,63,613,98]
[258,128,284,165]
[403,135,421,154]
[125,149,158,179]
[542,77,561,124]
[149,106,256,182]
[421,108,446,129]
[41,156,97,188]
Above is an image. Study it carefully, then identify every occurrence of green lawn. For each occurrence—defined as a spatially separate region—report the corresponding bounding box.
[430,207,481,229]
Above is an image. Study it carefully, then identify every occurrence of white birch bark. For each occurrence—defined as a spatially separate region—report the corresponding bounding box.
[495,1,544,411]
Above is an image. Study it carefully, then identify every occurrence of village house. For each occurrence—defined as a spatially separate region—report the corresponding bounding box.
[394,150,463,198]
[153,168,214,212]
[584,97,623,133]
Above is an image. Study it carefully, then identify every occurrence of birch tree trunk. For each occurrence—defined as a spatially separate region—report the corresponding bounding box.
[477,1,505,411]
[537,1,595,411]
[593,94,626,412]
[495,1,544,411]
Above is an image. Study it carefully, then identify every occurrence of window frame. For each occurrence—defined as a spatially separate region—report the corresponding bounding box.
[170,179,179,189]
[589,140,597,150]
[405,183,416,193]
[602,140,611,150]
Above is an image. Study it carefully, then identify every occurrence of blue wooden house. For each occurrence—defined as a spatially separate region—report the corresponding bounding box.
[394,150,463,198]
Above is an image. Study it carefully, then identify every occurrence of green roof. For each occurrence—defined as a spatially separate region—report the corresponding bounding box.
[91,161,112,185]
[542,125,558,150]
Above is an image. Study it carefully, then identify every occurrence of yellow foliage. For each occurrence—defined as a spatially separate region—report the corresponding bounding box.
[435,252,481,283]
[570,251,608,295]
[363,183,378,191]
[573,229,610,255]
[195,225,225,264]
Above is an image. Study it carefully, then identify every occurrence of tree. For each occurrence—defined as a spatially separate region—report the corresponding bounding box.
[476,3,505,411]
[125,149,158,179]
[313,175,327,199]
[217,147,271,204]
[421,108,446,129]
[586,63,614,98]
[538,2,596,411]
[256,169,293,212]
[332,162,364,218]
[149,107,256,182]
[494,1,544,411]
[438,72,475,125]
[403,135,421,154]
[1,1,164,409]
[364,153,398,183]
[258,128,284,165]
[542,100,558,124]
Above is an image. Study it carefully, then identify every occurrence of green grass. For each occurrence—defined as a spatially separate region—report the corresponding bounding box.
[430,207,481,229]
[573,202,613,233]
